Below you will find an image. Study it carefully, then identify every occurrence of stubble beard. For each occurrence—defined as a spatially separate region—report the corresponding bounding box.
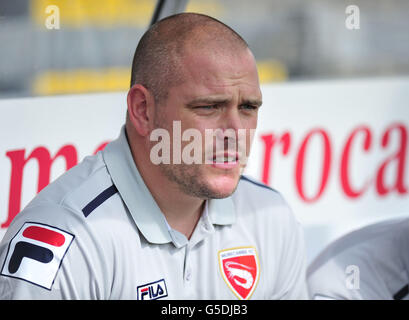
[152,118,238,200]
[159,162,232,199]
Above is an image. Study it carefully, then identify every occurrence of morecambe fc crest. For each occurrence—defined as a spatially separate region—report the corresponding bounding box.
[218,246,260,300]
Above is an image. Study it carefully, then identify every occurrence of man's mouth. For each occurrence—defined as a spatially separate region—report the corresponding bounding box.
[212,152,238,163]
[210,152,239,169]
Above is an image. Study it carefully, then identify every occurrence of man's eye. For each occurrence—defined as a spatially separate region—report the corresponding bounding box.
[240,104,258,110]
[196,105,218,110]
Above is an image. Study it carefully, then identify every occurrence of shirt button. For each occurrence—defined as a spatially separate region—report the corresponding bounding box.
[186,269,192,281]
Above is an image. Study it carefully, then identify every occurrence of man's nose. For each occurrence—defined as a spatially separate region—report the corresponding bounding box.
[221,107,243,132]
[214,108,242,149]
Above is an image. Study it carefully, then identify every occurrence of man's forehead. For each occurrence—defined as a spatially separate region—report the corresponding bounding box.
[181,48,259,85]
[183,45,255,69]
[177,70,262,107]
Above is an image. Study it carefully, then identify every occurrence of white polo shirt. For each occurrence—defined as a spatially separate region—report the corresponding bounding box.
[0,126,308,300]
[307,217,409,300]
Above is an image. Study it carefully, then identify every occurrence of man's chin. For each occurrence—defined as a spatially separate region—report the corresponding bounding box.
[204,173,240,199]
[158,162,241,199]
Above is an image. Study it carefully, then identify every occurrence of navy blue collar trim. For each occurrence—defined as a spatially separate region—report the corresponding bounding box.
[240,175,278,193]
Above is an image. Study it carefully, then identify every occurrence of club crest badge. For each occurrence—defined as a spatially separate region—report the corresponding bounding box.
[218,246,260,300]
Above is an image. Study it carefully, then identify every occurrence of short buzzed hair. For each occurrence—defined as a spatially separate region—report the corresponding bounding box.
[130,12,248,105]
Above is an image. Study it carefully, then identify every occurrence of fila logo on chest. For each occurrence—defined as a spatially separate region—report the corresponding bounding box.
[137,279,168,300]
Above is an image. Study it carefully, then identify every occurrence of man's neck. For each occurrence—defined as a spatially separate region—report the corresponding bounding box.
[144,168,205,240]
[128,133,205,240]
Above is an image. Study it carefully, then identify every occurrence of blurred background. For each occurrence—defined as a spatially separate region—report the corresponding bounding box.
[0,0,408,99]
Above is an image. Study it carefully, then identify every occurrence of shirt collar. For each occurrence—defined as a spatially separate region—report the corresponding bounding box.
[102,126,236,245]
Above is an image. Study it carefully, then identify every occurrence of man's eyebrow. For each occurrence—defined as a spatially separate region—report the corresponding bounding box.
[186,96,262,107]
[186,96,230,107]
[242,99,263,107]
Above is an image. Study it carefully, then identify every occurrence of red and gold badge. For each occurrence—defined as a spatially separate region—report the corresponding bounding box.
[218,246,260,300]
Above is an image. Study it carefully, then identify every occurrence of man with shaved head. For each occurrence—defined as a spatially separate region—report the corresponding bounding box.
[0,13,308,300]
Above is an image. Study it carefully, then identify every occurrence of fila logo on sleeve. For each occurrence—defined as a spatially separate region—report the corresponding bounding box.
[1,222,74,290]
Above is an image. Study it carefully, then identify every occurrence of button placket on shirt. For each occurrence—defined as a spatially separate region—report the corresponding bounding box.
[183,244,189,282]
[169,201,216,289]
[183,219,215,286]
[185,264,192,282]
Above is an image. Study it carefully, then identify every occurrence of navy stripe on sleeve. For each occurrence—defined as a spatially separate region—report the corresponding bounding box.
[393,284,409,300]
[82,185,118,218]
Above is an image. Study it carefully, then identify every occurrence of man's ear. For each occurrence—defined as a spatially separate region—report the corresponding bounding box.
[127,84,155,136]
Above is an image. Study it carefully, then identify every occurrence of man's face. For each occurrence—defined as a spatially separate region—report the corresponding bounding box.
[151,46,262,199]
